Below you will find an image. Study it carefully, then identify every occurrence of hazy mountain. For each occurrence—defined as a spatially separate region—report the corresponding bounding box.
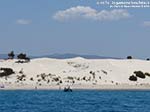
[34,53,121,59]
[0,53,121,59]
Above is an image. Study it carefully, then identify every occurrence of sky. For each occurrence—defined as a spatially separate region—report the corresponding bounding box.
[0,0,150,58]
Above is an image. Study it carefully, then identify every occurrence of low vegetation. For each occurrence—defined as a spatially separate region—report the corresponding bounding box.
[30,77,34,81]
[0,68,14,77]
[101,70,107,75]
[67,76,74,80]
[127,56,132,59]
[129,70,150,81]
[17,74,26,81]
[145,72,150,77]
[15,53,30,63]
[134,71,145,79]
[8,51,15,59]
[129,75,137,81]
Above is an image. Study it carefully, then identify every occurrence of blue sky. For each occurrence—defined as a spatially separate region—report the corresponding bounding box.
[0,0,150,58]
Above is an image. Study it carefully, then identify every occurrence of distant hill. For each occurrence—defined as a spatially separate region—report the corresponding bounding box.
[0,53,121,59]
[33,53,121,59]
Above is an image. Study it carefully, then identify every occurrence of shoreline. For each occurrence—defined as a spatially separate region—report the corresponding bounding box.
[1,84,150,91]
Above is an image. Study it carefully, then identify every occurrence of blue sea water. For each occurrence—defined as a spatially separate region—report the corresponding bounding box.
[0,90,150,112]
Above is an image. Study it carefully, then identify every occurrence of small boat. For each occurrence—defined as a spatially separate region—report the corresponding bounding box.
[63,86,72,92]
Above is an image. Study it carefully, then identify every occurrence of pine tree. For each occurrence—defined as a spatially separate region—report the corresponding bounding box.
[8,51,15,59]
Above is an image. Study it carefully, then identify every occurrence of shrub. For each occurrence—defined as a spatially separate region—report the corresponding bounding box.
[67,76,74,80]
[16,53,30,63]
[47,79,50,83]
[89,71,93,74]
[40,73,46,80]
[17,74,26,81]
[0,68,14,77]
[53,77,59,82]
[145,72,150,77]
[19,69,23,74]
[77,77,80,81]
[17,53,26,59]
[17,53,30,61]
[15,60,30,63]
[30,77,34,81]
[38,79,41,82]
[82,76,86,80]
[101,70,107,75]
[134,71,145,79]
[127,56,132,59]
[129,75,137,81]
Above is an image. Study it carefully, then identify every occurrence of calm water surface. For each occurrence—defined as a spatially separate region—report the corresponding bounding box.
[0,90,150,112]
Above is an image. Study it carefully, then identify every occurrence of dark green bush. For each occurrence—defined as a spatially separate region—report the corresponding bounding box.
[67,76,74,80]
[127,56,132,59]
[0,68,14,77]
[17,53,26,59]
[53,77,59,82]
[82,76,86,80]
[89,71,93,74]
[17,53,30,62]
[134,71,145,79]
[17,74,26,81]
[145,72,150,77]
[8,51,15,59]
[30,77,34,81]
[129,75,137,81]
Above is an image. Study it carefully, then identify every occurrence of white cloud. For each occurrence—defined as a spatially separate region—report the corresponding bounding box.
[53,6,131,22]
[143,21,150,27]
[16,19,32,25]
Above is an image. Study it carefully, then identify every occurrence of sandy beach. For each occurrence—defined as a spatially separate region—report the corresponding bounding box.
[1,84,150,90]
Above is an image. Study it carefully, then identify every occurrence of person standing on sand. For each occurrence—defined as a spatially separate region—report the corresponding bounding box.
[0,83,5,88]
[35,86,37,90]
[59,85,61,90]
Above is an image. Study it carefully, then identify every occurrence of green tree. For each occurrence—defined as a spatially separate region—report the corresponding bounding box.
[8,51,15,59]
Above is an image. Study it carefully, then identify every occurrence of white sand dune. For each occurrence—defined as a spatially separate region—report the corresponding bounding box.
[0,57,150,90]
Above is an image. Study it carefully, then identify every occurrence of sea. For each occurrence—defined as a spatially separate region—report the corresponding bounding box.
[0,90,150,112]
